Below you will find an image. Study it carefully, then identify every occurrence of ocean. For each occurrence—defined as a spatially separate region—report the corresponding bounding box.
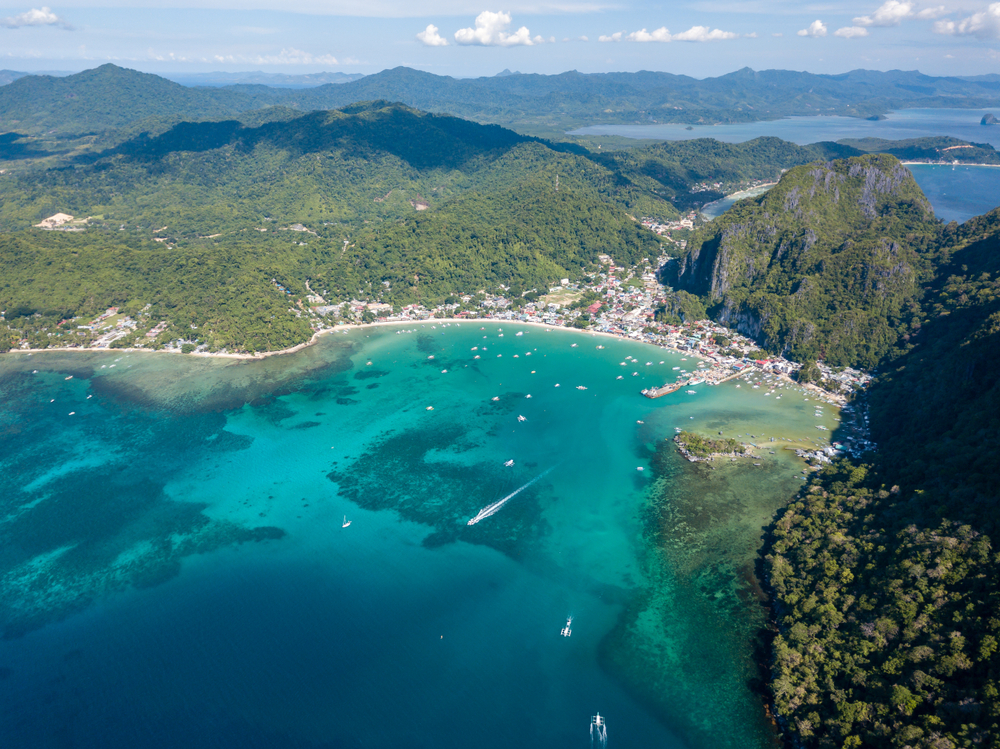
[569,108,1000,148]
[572,108,1000,224]
[0,324,838,749]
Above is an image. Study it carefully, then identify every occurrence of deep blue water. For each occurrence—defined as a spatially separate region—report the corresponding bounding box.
[0,327,832,749]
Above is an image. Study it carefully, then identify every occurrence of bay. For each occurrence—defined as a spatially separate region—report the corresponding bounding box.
[701,166,1000,224]
[0,324,838,749]
[569,108,1000,148]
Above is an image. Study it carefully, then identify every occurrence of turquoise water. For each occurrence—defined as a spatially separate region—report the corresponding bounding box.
[0,324,837,748]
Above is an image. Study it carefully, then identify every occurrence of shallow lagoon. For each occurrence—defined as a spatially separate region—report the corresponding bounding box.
[0,324,837,748]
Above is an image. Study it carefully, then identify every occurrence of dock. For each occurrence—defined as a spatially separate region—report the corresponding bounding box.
[642,382,685,399]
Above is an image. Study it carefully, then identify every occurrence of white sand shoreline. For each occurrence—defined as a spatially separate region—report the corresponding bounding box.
[4,317,712,365]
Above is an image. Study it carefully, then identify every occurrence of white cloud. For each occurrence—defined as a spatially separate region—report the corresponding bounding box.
[417,23,448,46]
[0,6,72,29]
[745,31,758,37]
[772,31,783,36]
[917,5,946,19]
[627,26,672,41]
[454,11,535,46]
[672,25,738,40]
[933,3,1000,38]
[797,19,827,36]
[835,25,870,37]
[601,24,737,42]
[853,0,914,26]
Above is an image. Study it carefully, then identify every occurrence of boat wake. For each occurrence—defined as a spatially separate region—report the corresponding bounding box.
[466,466,555,526]
[591,714,607,748]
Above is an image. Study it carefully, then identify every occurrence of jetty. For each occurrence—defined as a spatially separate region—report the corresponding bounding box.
[642,382,685,399]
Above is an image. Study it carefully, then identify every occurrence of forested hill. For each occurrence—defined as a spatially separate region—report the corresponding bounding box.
[0,64,282,136]
[0,102,664,352]
[671,154,941,368]
[763,208,1000,749]
[596,137,863,210]
[0,101,676,234]
[4,64,1000,137]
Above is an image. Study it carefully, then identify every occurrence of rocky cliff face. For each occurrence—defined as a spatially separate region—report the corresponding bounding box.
[674,154,940,368]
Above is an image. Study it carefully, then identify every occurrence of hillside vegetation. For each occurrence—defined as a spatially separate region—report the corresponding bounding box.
[763,208,1000,749]
[672,154,943,368]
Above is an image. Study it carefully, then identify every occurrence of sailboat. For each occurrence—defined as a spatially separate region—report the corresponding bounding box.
[342,515,351,528]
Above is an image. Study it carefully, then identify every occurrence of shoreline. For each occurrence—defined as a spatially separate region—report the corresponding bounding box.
[4,317,715,366]
[901,161,1000,168]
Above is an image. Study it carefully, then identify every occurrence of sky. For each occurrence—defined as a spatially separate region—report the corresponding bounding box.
[0,0,997,79]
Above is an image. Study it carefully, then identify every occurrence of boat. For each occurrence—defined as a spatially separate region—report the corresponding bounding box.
[491,396,500,401]
[525,394,532,398]
[597,345,604,349]
[616,375,623,380]
[474,355,480,359]
[636,466,644,471]
[516,331,523,336]
[518,415,526,422]
[686,390,697,394]
[504,459,514,467]
[555,383,561,387]
[427,355,434,360]
[426,406,434,410]
[571,343,578,347]
[561,616,573,637]
[576,386,587,390]
[342,516,351,527]
[592,713,605,728]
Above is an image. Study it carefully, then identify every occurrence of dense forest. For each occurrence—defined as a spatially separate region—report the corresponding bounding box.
[763,207,1000,748]
[671,154,946,369]
[4,105,894,353]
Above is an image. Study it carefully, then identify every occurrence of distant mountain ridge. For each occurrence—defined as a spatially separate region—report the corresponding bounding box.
[4,63,1000,137]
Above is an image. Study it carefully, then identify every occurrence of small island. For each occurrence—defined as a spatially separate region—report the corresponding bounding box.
[982,113,999,125]
[673,431,750,461]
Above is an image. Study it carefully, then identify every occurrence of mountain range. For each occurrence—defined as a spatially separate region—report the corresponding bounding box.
[3,64,1000,138]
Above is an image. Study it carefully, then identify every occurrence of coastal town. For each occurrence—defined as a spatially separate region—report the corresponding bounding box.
[3,244,872,429]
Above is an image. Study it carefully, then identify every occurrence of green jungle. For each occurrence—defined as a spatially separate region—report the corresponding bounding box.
[1,65,998,748]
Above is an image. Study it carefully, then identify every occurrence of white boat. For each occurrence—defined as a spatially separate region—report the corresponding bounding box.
[576,386,587,390]
[561,616,573,637]
[525,394,532,398]
[516,331,523,336]
[342,516,351,528]
[504,459,514,467]
[686,390,697,394]
[518,415,526,422]
[491,396,500,401]
[597,345,604,349]
[616,375,623,380]
[571,343,578,347]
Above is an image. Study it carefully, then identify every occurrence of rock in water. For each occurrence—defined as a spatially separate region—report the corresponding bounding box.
[981,113,999,125]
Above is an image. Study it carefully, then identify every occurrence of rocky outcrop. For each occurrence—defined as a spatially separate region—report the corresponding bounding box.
[673,154,940,368]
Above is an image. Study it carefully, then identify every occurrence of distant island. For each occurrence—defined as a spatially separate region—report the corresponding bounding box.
[982,113,999,125]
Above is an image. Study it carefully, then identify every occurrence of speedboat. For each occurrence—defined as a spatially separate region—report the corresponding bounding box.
[491,396,500,401]
[576,386,587,390]
[504,459,514,467]
[517,415,527,422]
